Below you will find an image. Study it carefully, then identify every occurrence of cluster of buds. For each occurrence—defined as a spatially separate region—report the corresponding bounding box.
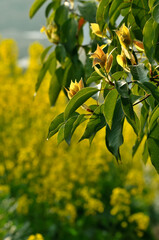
[40,24,59,44]
[66,79,93,112]
[66,79,84,99]
[116,24,144,71]
[90,44,113,73]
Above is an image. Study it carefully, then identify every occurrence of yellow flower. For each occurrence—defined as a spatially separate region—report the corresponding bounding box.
[66,78,84,99]
[90,45,113,72]
[117,51,130,72]
[133,40,144,52]
[129,212,149,235]
[90,23,105,38]
[40,24,59,43]
[116,24,131,49]
[27,233,44,240]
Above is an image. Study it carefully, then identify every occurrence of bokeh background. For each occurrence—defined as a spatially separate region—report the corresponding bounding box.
[1,1,159,240]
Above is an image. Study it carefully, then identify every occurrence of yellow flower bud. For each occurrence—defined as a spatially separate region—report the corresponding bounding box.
[66,78,84,99]
[90,23,106,38]
[116,24,131,49]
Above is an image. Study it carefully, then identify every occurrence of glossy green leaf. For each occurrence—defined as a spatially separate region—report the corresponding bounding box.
[149,104,159,129]
[121,97,139,135]
[152,3,159,23]
[86,71,102,85]
[106,100,124,161]
[47,113,64,139]
[35,52,56,93]
[149,0,158,9]
[148,137,159,173]
[142,140,149,164]
[49,67,64,106]
[64,114,79,144]
[78,2,97,23]
[54,5,69,26]
[148,118,159,140]
[132,0,150,29]
[128,13,143,41]
[45,2,54,18]
[57,124,65,144]
[71,114,86,135]
[130,64,149,83]
[111,71,128,81]
[55,45,66,64]
[80,105,105,142]
[135,81,159,103]
[115,80,130,98]
[61,18,78,52]
[45,0,60,18]
[64,87,99,120]
[109,1,130,26]
[29,0,47,18]
[143,82,159,103]
[96,0,111,30]
[143,17,159,63]
[41,45,53,63]
[103,89,118,129]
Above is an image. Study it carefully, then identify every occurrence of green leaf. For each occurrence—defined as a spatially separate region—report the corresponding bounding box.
[64,87,99,120]
[55,44,66,64]
[86,71,102,85]
[121,97,139,135]
[149,104,159,130]
[47,113,64,139]
[143,17,159,63]
[152,3,159,23]
[135,81,159,103]
[148,137,159,173]
[80,105,105,142]
[54,5,69,26]
[148,117,159,140]
[45,0,60,18]
[106,100,124,161]
[71,114,86,135]
[35,52,56,93]
[29,0,47,18]
[142,140,149,164]
[109,1,130,26]
[96,0,111,31]
[57,124,65,144]
[149,0,158,9]
[132,138,143,157]
[78,2,97,23]
[128,13,143,41]
[109,0,123,20]
[103,89,118,129]
[45,2,54,18]
[64,114,79,144]
[130,64,149,83]
[132,0,150,29]
[143,82,159,103]
[61,18,78,52]
[111,71,128,81]
[41,46,53,63]
[115,80,130,98]
[49,67,64,106]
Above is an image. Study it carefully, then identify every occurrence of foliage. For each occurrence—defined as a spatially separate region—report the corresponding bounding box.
[29,0,159,173]
[1,39,159,239]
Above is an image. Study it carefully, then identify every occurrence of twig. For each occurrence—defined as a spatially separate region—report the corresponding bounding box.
[133,94,151,106]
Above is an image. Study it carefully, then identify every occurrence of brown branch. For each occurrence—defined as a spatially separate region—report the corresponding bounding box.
[133,94,151,106]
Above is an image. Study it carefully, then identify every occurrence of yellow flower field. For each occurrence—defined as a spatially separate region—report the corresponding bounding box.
[0,38,159,240]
